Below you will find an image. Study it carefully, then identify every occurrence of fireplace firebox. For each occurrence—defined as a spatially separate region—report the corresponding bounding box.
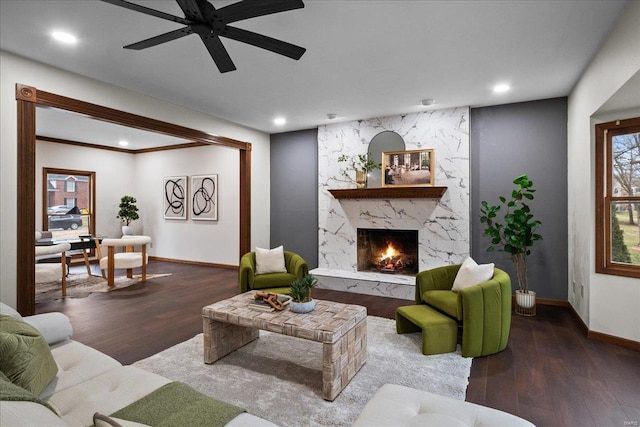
[357,228,418,275]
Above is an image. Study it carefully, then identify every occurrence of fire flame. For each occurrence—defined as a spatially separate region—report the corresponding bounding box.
[380,243,398,261]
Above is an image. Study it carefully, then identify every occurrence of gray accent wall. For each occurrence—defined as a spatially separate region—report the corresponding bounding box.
[271,98,568,300]
[470,97,568,300]
[270,129,319,269]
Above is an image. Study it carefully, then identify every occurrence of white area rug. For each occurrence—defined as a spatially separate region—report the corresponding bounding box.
[36,273,171,303]
[133,316,472,427]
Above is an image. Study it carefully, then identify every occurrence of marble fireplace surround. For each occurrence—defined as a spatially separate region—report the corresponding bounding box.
[311,107,471,300]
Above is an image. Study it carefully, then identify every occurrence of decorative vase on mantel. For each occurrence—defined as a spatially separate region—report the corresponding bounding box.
[355,170,368,189]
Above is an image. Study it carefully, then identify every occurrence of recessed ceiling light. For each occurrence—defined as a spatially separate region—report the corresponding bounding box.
[327,113,337,120]
[421,99,435,106]
[273,117,286,126]
[51,31,78,45]
[118,140,129,147]
[493,84,511,94]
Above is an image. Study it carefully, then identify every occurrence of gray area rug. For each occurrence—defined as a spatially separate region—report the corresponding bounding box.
[36,273,171,303]
[133,316,472,427]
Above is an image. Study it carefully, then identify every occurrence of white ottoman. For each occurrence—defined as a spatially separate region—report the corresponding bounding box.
[353,384,535,427]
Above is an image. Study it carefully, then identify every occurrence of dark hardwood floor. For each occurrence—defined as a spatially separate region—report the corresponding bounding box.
[36,261,640,427]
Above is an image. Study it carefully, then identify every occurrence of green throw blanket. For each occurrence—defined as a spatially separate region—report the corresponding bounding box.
[0,370,56,414]
[111,382,245,427]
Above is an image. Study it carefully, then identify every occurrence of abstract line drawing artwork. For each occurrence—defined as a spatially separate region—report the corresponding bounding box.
[191,174,218,221]
[163,176,187,220]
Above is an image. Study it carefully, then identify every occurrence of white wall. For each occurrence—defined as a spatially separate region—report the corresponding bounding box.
[36,142,242,266]
[0,51,271,308]
[567,1,640,342]
[136,145,240,265]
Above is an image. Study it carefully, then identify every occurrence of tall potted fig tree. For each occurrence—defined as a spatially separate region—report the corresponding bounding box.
[479,174,542,315]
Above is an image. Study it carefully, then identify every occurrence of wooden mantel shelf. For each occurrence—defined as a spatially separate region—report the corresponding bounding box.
[328,187,447,199]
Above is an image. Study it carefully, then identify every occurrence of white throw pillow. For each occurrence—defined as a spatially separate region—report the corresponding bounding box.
[255,246,287,275]
[451,257,494,291]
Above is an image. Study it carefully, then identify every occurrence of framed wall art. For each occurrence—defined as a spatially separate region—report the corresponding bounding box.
[163,176,187,220]
[382,149,434,187]
[191,174,218,221]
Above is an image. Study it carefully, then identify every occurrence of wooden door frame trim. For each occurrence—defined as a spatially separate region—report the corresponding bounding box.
[15,83,252,315]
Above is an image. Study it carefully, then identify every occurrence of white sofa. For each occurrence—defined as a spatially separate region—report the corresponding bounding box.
[353,383,535,427]
[0,303,277,427]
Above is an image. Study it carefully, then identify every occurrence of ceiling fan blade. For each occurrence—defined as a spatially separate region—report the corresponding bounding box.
[219,0,304,24]
[199,34,237,73]
[175,0,208,23]
[99,0,192,25]
[223,26,305,60]
[123,27,193,50]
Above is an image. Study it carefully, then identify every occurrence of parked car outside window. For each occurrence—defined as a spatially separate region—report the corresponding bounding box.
[48,215,83,230]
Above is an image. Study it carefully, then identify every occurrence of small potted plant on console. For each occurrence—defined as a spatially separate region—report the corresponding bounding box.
[289,274,318,313]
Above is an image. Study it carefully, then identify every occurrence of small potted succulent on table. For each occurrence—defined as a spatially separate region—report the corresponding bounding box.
[289,274,318,313]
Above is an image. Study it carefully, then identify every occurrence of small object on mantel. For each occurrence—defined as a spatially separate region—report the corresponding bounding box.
[328,187,447,200]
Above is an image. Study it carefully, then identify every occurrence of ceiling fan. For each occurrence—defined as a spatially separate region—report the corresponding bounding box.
[100,0,306,73]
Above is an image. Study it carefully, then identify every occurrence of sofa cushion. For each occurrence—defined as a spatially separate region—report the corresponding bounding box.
[352,383,535,427]
[45,366,171,427]
[255,246,286,274]
[451,257,494,291]
[252,272,297,290]
[0,314,58,395]
[40,340,123,399]
[423,290,462,321]
[0,370,56,414]
[0,401,68,427]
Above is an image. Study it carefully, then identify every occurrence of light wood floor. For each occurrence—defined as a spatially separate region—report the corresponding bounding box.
[36,261,640,427]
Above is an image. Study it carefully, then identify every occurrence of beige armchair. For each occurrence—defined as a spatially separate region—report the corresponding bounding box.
[35,234,72,296]
[98,235,151,287]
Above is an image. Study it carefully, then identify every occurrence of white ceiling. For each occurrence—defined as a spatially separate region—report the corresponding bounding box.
[36,107,192,150]
[0,0,630,138]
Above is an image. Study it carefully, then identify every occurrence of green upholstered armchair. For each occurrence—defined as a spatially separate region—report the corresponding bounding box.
[415,264,512,357]
[239,251,309,294]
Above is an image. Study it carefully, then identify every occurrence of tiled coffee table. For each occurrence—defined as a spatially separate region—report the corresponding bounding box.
[202,292,367,401]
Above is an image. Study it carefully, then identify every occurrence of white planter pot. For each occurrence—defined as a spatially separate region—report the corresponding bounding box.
[515,290,536,316]
[121,225,132,236]
[515,290,536,309]
[290,299,316,313]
